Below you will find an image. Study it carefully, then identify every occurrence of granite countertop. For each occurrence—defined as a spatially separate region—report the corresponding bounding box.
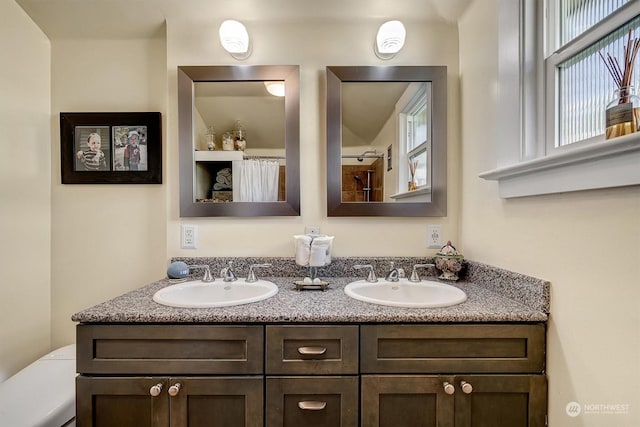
[72,258,549,324]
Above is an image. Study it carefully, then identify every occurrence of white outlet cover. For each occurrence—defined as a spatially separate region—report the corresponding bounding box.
[305,225,320,235]
[181,225,197,249]
[427,224,442,249]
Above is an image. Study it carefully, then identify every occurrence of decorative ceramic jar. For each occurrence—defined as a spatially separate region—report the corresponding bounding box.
[222,132,234,151]
[232,120,247,151]
[434,241,464,281]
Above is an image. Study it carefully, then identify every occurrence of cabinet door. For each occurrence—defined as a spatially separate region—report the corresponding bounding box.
[169,377,263,427]
[266,376,358,427]
[76,376,169,427]
[454,375,547,427]
[361,375,454,427]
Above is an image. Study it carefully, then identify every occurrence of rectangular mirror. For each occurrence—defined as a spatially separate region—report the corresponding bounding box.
[178,65,300,217]
[326,66,447,217]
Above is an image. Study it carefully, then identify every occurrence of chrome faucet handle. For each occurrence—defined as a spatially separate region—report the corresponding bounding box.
[354,264,377,283]
[221,261,237,282]
[384,261,399,282]
[246,263,272,283]
[188,264,214,282]
[409,263,436,282]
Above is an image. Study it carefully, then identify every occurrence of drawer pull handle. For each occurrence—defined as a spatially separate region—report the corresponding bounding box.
[461,381,473,394]
[298,401,327,411]
[443,382,455,395]
[168,383,181,397]
[297,346,327,356]
[149,383,163,397]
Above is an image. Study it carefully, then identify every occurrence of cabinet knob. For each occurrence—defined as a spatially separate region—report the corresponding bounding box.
[461,381,473,394]
[149,383,163,397]
[297,346,327,356]
[298,401,327,411]
[443,382,455,395]
[168,383,182,397]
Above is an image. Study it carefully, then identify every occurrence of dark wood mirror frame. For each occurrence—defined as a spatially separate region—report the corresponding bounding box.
[326,66,447,217]
[178,65,300,217]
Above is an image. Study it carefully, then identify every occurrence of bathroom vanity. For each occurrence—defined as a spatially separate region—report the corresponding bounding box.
[73,258,549,427]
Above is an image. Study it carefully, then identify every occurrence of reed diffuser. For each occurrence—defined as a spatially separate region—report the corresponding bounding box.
[599,30,640,139]
[408,159,418,191]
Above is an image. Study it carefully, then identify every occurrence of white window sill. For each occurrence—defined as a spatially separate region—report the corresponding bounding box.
[479,133,640,198]
[390,186,432,202]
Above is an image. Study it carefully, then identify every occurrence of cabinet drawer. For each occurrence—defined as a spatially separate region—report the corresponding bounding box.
[266,376,358,427]
[77,324,263,374]
[266,325,358,374]
[361,324,545,374]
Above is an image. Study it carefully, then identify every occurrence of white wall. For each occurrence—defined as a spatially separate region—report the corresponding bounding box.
[166,19,461,258]
[459,2,640,426]
[50,37,168,346]
[0,0,51,379]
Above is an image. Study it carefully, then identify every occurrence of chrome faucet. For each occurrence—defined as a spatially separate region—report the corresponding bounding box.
[384,262,400,282]
[220,261,237,282]
[188,264,214,282]
[354,264,377,283]
[246,263,272,283]
[409,263,435,282]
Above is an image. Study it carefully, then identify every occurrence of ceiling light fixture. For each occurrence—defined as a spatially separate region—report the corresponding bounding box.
[264,81,286,97]
[375,20,406,60]
[219,19,251,60]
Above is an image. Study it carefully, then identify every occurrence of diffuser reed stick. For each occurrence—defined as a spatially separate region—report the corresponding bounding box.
[408,159,418,191]
[599,30,640,93]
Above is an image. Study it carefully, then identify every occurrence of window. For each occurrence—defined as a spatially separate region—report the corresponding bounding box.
[397,82,431,191]
[480,0,640,198]
[547,0,640,150]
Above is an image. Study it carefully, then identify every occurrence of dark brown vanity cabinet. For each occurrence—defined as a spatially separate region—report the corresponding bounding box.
[360,324,547,427]
[75,325,264,427]
[75,323,546,427]
[265,325,359,427]
[76,376,263,427]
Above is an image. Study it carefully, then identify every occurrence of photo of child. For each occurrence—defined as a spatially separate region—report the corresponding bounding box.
[74,127,110,171]
[112,126,148,171]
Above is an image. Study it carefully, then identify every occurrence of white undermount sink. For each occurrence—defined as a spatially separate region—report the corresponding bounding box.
[153,279,278,308]
[344,279,467,308]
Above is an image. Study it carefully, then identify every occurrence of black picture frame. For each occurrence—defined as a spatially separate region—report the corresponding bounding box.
[60,112,162,184]
[386,144,393,171]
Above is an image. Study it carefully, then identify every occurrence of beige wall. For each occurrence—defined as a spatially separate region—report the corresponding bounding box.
[459,2,640,426]
[166,19,461,258]
[50,37,168,346]
[0,0,51,380]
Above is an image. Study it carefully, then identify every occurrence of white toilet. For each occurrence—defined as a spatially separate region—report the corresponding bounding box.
[0,344,76,427]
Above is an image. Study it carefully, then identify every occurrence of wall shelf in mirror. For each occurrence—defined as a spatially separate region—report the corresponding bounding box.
[326,66,447,217]
[178,65,300,216]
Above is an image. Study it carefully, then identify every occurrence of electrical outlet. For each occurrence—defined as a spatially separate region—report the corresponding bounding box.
[181,225,197,249]
[427,224,442,249]
[305,225,320,235]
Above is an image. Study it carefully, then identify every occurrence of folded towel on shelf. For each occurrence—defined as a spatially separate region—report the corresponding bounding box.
[294,234,312,266]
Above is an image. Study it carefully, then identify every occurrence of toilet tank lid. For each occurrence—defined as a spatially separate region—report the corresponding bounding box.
[39,343,76,361]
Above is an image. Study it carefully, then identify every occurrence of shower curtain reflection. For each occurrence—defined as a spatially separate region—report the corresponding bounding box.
[232,159,279,202]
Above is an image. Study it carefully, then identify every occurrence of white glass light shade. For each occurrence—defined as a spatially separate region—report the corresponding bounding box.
[219,20,251,59]
[375,20,406,59]
[264,81,285,97]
